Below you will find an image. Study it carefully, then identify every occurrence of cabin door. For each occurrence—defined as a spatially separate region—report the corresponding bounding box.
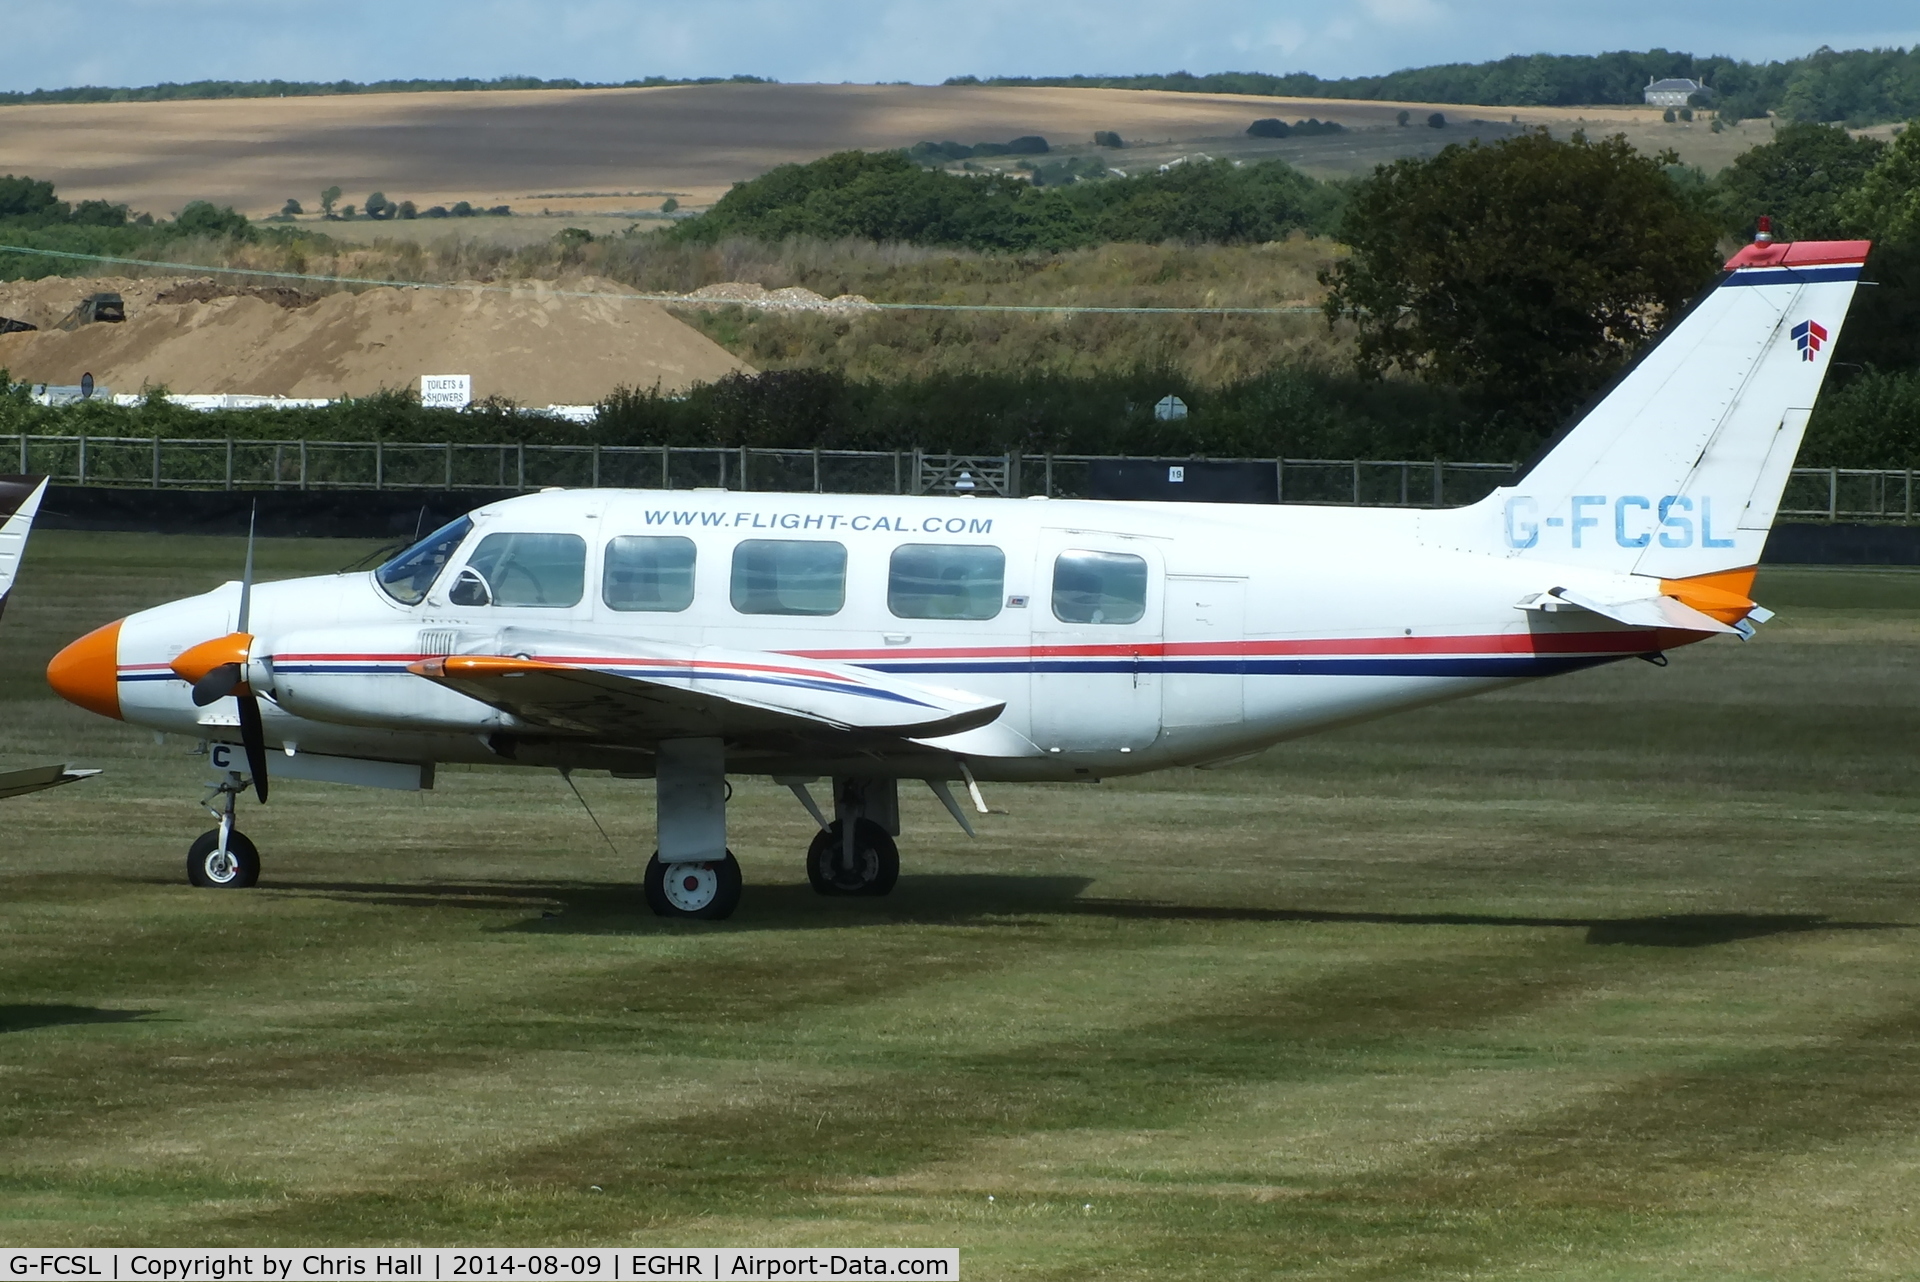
[1028,534,1163,755]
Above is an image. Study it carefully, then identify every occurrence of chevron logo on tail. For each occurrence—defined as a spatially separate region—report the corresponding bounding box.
[1792,319,1829,361]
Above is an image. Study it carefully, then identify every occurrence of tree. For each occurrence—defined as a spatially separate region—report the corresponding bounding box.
[1322,129,1723,424]
[1837,119,1920,243]
[397,200,417,219]
[1247,118,1290,138]
[1716,122,1885,240]
[364,191,393,219]
[320,185,341,218]
[0,174,61,219]
[280,197,304,218]
[1427,112,1446,128]
[1663,107,1677,123]
[661,196,678,213]
[1094,130,1125,148]
[172,200,252,237]
[1397,109,1411,126]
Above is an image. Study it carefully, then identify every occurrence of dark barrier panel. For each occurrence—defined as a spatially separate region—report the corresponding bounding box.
[1086,460,1279,504]
[1761,522,1920,566]
[28,486,1920,565]
[36,487,517,540]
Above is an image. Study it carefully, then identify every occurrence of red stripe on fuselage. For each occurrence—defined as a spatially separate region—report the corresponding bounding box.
[792,629,1682,662]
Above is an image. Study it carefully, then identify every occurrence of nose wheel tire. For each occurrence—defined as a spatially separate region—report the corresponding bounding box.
[187,829,261,888]
[645,851,742,920]
[807,819,900,897]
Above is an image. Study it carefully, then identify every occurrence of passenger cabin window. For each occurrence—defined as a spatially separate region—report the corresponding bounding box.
[889,544,1005,620]
[1052,550,1148,625]
[730,540,846,616]
[375,516,472,605]
[604,535,696,612]
[453,532,586,607]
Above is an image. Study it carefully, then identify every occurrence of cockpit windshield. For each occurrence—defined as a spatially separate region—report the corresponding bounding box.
[374,516,473,605]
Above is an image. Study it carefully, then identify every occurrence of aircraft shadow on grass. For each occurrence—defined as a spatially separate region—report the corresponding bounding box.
[0,1004,151,1035]
[258,876,1909,947]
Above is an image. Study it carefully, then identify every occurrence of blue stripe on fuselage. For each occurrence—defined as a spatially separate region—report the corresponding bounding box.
[1724,265,1861,287]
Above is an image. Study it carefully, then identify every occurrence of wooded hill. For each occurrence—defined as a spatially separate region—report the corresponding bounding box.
[953,45,1920,127]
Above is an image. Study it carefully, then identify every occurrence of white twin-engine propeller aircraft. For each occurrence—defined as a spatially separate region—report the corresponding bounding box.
[45,236,1868,918]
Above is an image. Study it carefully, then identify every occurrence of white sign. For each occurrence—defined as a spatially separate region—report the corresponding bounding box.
[421,374,472,409]
[1168,465,1186,482]
[1153,394,1188,421]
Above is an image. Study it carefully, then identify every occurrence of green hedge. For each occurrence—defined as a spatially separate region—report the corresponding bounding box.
[669,151,1345,252]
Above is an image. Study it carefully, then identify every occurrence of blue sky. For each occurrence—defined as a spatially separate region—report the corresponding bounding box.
[5,1,1918,93]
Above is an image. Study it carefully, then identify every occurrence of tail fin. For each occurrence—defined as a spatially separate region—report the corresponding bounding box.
[1450,239,1869,577]
[0,475,49,623]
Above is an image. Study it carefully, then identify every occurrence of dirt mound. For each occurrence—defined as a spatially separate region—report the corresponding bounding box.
[0,275,751,402]
[0,276,179,332]
[684,282,877,312]
[154,281,318,310]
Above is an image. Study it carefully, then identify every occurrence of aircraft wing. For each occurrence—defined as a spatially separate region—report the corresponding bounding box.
[0,764,102,801]
[407,629,1007,752]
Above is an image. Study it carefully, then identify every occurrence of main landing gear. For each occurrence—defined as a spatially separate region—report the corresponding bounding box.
[647,738,743,921]
[187,761,261,888]
[794,778,902,897]
[644,849,743,919]
[641,745,988,921]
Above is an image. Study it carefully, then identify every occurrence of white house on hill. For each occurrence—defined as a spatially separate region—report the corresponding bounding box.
[1645,78,1712,108]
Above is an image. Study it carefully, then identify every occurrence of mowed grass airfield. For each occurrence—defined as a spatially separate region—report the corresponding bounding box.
[5,529,1920,1276]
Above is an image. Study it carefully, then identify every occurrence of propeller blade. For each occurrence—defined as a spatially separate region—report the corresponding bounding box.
[236,503,257,635]
[237,693,269,804]
[191,662,243,707]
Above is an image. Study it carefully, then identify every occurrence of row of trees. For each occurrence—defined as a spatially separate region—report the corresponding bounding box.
[0,175,253,278]
[1324,122,1920,447]
[667,150,1343,251]
[951,45,1920,127]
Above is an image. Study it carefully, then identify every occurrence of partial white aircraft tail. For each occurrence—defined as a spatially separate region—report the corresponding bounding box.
[0,475,49,623]
[1444,237,1870,581]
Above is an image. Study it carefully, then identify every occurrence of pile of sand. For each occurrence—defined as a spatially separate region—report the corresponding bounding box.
[683,282,877,312]
[0,276,751,403]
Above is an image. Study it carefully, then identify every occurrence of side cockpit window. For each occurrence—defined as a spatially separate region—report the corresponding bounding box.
[604,536,697,612]
[453,533,586,607]
[374,516,472,605]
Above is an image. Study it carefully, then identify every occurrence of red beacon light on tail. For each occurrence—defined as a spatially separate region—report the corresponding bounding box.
[1754,215,1774,244]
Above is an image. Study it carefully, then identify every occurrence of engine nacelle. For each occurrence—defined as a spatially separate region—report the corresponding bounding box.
[264,624,516,733]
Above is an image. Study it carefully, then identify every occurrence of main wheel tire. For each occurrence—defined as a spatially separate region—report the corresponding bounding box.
[186,829,260,888]
[807,819,900,897]
[644,850,742,920]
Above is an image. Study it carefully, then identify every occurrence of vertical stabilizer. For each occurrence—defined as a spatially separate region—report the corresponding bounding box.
[0,475,49,623]
[1441,240,1869,577]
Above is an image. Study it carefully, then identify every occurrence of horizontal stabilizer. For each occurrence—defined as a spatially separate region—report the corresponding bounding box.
[1518,586,1739,634]
[0,763,102,801]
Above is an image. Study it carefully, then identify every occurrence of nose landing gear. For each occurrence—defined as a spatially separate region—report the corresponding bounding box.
[188,827,260,887]
[187,765,261,888]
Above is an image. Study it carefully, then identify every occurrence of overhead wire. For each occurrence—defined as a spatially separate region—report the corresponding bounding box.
[0,242,1323,316]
